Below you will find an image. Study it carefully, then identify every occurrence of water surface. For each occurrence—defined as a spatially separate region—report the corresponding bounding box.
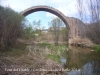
[61,46,100,75]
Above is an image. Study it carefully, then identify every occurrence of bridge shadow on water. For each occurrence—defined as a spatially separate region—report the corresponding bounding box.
[63,46,100,75]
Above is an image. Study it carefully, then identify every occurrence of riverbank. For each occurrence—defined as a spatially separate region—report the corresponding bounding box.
[69,42,100,52]
[92,45,100,52]
[0,43,67,75]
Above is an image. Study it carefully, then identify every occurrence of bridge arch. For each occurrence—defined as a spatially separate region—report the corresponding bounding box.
[21,5,70,32]
[20,5,89,46]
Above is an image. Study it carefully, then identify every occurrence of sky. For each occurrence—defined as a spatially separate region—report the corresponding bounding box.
[1,0,79,29]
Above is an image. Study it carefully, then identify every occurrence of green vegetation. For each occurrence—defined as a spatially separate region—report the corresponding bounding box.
[0,44,28,57]
[38,42,53,48]
[0,42,67,64]
[23,20,42,40]
[38,43,67,63]
[0,5,25,50]
[38,42,67,63]
[0,42,67,65]
[0,4,67,69]
[46,54,61,63]
[61,27,68,43]
[93,45,100,51]
[23,25,35,40]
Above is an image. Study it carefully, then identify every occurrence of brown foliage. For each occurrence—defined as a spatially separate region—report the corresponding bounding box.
[0,6,25,50]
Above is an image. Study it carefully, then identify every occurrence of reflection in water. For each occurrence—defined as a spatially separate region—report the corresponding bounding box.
[67,61,100,75]
[64,46,100,75]
[61,57,66,66]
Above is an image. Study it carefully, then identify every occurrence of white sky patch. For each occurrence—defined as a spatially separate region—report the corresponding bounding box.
[2,0,46,12]
[56,1,77,17]
[45,0,78,18]
[2,0,78,16]
[46,12,57,18]
[45,0,73,8]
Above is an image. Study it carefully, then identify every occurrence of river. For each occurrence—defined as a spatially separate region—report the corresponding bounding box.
[61,46,100,75]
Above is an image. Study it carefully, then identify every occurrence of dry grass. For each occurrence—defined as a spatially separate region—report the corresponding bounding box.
[69,37,93,47]
[0,44,66,75]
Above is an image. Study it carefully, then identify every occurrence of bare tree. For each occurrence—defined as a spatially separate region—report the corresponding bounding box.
[77,0,84,21]
[89,0,100,22]
[87,0,100,44]
[76,0,100,44]
[49,18,64,45]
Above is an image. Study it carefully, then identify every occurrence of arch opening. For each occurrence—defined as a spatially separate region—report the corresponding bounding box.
[20,5,70,44]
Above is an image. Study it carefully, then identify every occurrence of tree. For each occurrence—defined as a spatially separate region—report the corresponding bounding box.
[0,6,25,50]
[61,27,68,43]
[23,20,42,40]
[32,20,42,36]
[77,0,100,44]
[24,25,35,40]
[77,0,84,21]
[49,18,64,45]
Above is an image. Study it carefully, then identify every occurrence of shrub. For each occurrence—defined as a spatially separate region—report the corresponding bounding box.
[0,6,25,50]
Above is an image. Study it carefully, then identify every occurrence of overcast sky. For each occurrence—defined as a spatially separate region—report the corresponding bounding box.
[2,0,78,29]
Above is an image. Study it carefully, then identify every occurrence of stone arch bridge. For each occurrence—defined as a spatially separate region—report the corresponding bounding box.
[21,5,88,45]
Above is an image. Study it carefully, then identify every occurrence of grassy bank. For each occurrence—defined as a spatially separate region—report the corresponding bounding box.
[0,44,28,57]
[0,43,67,75]
[38,43,67,63]
[93,45,100,52]
[0,42,67,66]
